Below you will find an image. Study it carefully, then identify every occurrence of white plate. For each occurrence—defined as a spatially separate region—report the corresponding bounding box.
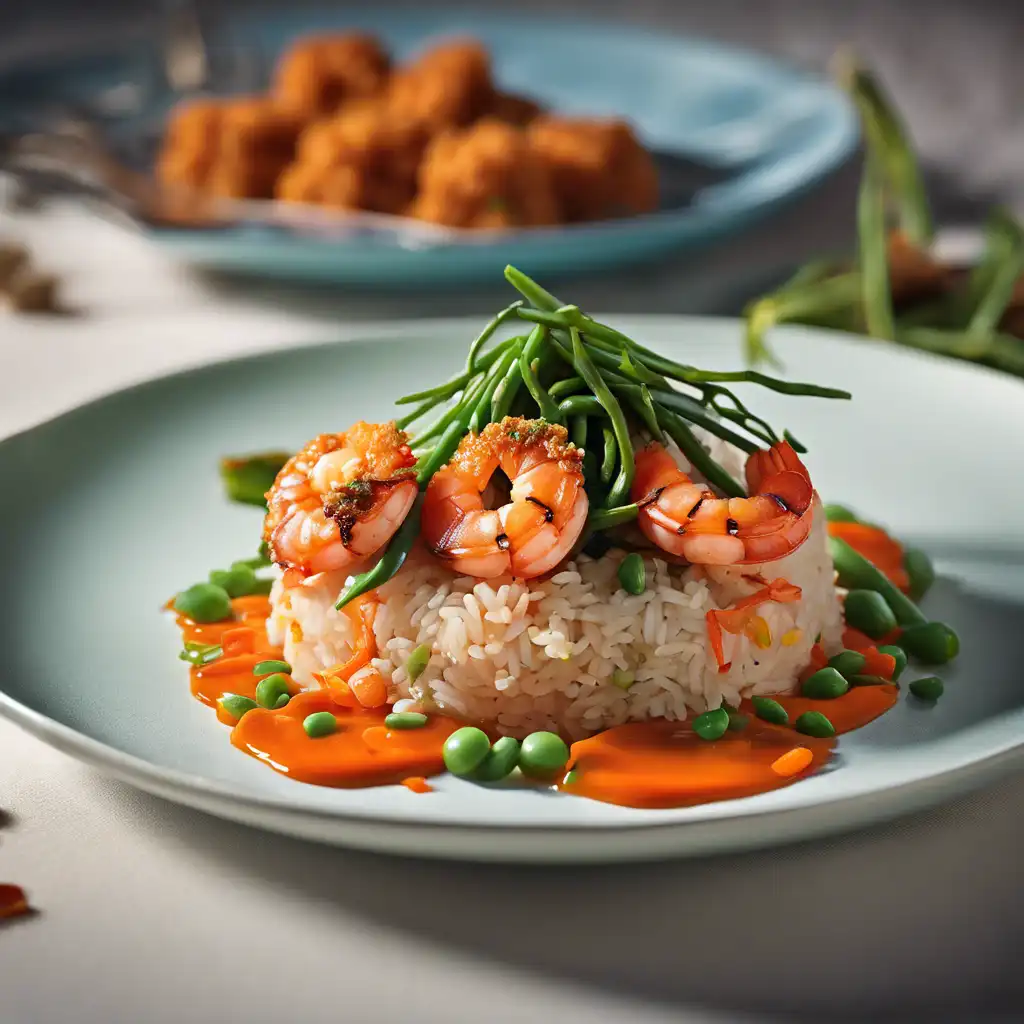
[0,317,1021,861]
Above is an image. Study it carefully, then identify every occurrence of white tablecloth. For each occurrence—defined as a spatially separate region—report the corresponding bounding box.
[1,199,1021,1024]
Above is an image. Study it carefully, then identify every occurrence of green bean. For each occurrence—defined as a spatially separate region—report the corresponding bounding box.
[795,710,835,738]
[646,387,761,455]
[518,731,570,777]
[966,208,1022,312]
[877,644,908,680]
[492,325,547,423]
[828,537,927,627]
[504,265,562,311]
[600,426,617,484]
[836,54,933,246]
[899,622,960,665]
[397,335,516,405]
[557,394,603,419]
[693,707,730,741]
[658,409,746,498]
[303,711,338,738]
[571,414,587,451]
[857,150,895,340]
[475,736,521,782]
[569,327,634,506]
[897,326,1024,376]
[751,696,789,725]
[219,452,290,507]
[253,659,291,676]
[908,675,944,701]
[517,339,563,423]
[903,548,936,601]
[385,712,429,730]
[612,383,664,441]
[617,552,646,595]
[801,667,850,700]
[588,503,639,532]
[174,583,233,623]
[255,673,292,710]
[465,300,524,371]
[470,344,521,433]
[560,306,851,400]
[443,726,491,776]
[743,272,863,366]
[844,589,899,639]
[548,376,586,400]
[828,650,867,679]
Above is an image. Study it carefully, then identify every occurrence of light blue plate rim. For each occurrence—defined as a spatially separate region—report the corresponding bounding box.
[0,10,859,282]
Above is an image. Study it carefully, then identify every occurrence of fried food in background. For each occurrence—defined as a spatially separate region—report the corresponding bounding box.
[411,119,560,229]
[386,39,494,131]
[156,30,658,227]
[529,117,659,221]
[273,33,390,116]
[157,97,303,199]
[277,99,429,213]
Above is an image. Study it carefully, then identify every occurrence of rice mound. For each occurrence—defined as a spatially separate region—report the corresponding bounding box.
[267,438,843,739]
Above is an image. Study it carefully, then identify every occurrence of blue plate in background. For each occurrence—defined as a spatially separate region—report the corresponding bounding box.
[0,10,858,285]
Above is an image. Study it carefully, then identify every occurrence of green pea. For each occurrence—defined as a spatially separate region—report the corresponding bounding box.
[255,673,292,710]
[909,676,944,701]
[210,564,258,598]
[475,736,522,782]
[843,589,898,639]
[795,711,835,738]
[443,727,491,777]
[404,644,431,683]
[617,553,646,595]
[219,694,258,721]
[828,650,867,679]
[726,709,749,732]
[611,669,635,690]
[253,659,292,676]
[693,707,730,741]
[903,548,935,601]
[751,696,789,725]
[899,622,960,665]
[518,731,571,777]
[877,644,908,680]
[385,712,429,730]
[824,503,860,523]
[174,583,233,623]
[247,578,275,596]
[303,711,338,738]
[273,694,290,709]
[801,667,850,700]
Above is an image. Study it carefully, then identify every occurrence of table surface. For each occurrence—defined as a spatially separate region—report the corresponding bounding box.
[1,193,1023,1024]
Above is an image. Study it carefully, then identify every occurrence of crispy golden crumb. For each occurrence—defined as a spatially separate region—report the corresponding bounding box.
[411,119,561,228]
[528,116,659,222]
[273,33,390,116]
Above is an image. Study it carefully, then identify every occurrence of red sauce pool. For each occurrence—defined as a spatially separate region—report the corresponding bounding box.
[175,598,898,808]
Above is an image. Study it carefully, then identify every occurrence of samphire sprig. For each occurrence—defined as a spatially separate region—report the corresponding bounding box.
[335,266,849,607]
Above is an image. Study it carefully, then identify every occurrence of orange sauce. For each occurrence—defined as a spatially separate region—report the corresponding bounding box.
[0,884,30,921]
[231,690,458,787]
[559,686,898,809]
[173,597,899,807]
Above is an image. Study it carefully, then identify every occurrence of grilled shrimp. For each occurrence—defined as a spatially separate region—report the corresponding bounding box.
[264,422,417,575]
[631,440,815,565]
[421,416,587,579]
